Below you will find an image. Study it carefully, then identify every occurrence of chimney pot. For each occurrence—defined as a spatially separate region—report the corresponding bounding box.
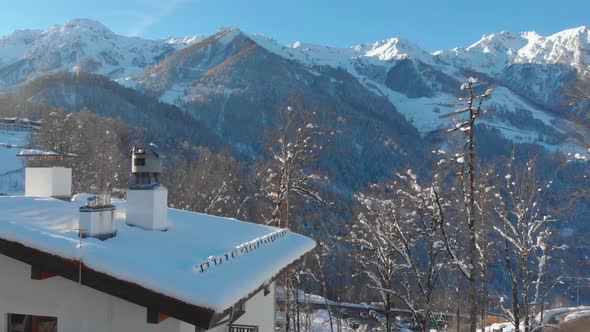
[79,195,116,240]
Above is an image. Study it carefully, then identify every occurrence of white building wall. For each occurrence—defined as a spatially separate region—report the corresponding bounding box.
[0,254,182,332]
[24,167,72,197]
[0,253,277,332]
[232,281,276,331]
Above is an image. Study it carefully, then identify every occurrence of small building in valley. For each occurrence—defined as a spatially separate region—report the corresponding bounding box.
[0,145,315,332]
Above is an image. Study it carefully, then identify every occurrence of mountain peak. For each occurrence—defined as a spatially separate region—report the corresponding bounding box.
[165,35,206,48]
[217,26,242,36]
[62,18,112,32]
[211,27,243,45]
[42,18,116,42]
[521,30,542,39]
[548,26,589,45]
[467,30,527,53]
[359,36,429,61]
[554,25,589,36]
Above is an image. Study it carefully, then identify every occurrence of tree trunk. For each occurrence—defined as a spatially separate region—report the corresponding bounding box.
[317,255,335,332]
[385,293,392,332]
[480,252,488,332]
[295,282,301,332]
[456,269,461,332]
[284,276,291,332]
[467,106,478,332]
[513,282,520,332]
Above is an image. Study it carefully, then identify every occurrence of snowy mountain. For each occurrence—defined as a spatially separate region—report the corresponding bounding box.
[256,28,590,150]
[434,26,590,75]
[0,19,588,155]
[0,19,203,88]
[144,27,578,151]
[0,29,42,67]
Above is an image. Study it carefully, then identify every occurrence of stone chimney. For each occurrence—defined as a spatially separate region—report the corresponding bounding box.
[125,143,168,231]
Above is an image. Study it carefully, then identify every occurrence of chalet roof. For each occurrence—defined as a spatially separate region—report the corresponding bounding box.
[0,195,315,327]
[17,149,79,159]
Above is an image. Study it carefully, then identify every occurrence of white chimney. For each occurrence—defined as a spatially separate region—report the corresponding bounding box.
[79,195,117,240]
[125,143,168,231]
[25,167,72,198]
[18,149,76,198]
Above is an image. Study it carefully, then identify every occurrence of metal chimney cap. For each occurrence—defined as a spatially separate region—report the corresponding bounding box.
[148,143,165,159]
[130,143,165,159]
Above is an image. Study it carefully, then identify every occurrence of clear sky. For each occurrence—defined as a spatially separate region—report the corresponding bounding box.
[1,0,589,51]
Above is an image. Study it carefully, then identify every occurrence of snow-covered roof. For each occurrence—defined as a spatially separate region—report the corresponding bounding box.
[17,149,78,158]
[0,195,315,312]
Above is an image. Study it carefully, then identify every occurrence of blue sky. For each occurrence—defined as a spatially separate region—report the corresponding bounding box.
[1,0,589,51]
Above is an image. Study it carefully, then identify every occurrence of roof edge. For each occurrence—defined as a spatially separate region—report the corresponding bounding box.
[0,237,215,329]
[209,249,313,328]
[0,234,315,329]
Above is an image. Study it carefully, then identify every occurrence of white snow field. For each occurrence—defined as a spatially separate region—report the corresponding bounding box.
[0,195,316,311]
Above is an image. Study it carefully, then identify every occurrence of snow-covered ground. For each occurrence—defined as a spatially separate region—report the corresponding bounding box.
[0,128,28,195]
[480,306,590,332]
[309,309,365,332]
[564,309,590,322]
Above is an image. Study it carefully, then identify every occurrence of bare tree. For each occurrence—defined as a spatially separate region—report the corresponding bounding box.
[445,77,493,332]
[316,256,335,332]
[305,241,335,332]
[351,169,450,332]
[263,104,325,332]
[164,146,247,218]
[491,158,557,332]
[31,108,133,196]
[263,105,325,229]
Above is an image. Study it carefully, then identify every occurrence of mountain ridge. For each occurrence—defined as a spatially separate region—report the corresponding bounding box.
[0,19,588,155]
[2,19,588,77]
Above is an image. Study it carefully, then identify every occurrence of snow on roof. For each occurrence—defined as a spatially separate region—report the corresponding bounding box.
[17,149,78,158]
[0,195,316,312]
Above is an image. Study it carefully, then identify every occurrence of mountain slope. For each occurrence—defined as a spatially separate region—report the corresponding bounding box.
[140,28,427,188]
[244,28,581,150]
[0,19,202,88]
[0,29,42,67]
[0,20,589,159]
[0,71,226,151]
